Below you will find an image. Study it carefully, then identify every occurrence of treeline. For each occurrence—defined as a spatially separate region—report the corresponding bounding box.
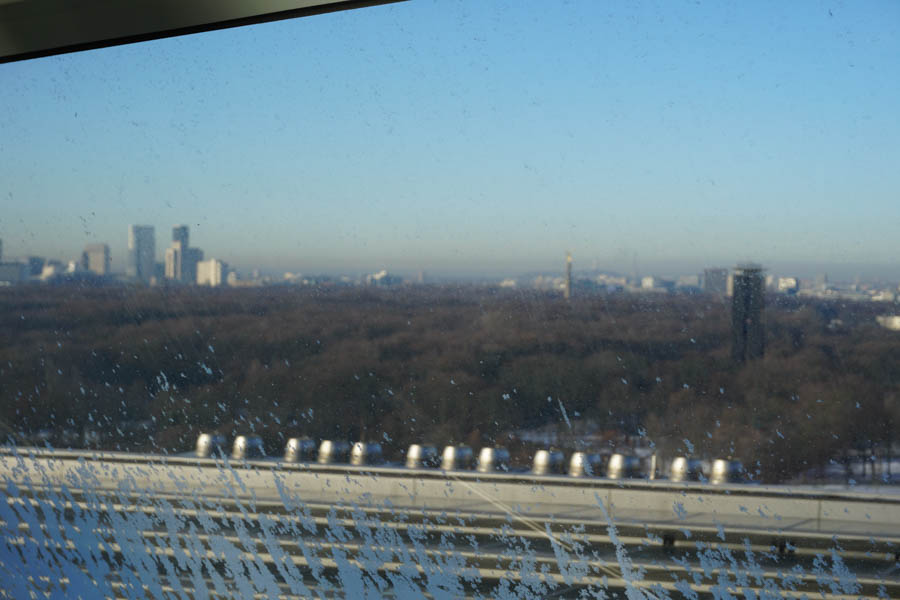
[1,284,898,482]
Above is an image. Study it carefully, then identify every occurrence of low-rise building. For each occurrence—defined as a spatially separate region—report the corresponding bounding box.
[0,262,25,285]
[197,258,227,287]
[676,274,700,289]
[82,243,110,275]
[703,268,729,295]
[777,277,799,294]
[366,269,402,286]
[876,315,900,331]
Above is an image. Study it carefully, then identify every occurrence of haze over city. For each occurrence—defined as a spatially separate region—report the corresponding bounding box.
[2,1,899,280]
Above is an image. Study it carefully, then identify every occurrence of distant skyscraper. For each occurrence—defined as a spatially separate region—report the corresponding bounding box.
[165,241,183,281]
[172,225,189,249]
[564,252,572,300]
[127,225,155,282]
[164,225,203,283]
[703,268,729,296]
[182,247,204,284]
[82,243,110,275]
[732,264,765,363]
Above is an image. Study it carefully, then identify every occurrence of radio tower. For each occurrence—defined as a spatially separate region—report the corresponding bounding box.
[564,252,573,300]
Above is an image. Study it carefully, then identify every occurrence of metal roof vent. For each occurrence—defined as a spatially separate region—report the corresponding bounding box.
[441,445,474,470]
[669,456,704,482]
[317,440,350,464]
[232,435,264,460]
[476,447,510,473]
[710,459,743,484]
[195,433,226,458]
[405,444,438,468]
[284,437,317,463]
[532,449,566,475]
[350,442,383,466]
[568,452,604,477]
[606,453,641,479]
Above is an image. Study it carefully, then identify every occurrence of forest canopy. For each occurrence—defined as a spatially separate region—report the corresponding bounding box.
[2,284,898,483]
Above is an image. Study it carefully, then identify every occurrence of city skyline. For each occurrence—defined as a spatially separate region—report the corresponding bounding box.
[1,1,898,279]
[9,224,900,289]
[10,222,900,283]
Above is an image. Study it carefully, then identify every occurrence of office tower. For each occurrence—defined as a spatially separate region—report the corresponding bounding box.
[703,268,729,296]
[165,241,183,280]
[82,243,110,275]
[127,225,155,282]
[564,253,572,300]
[182,247,203,284]
[732,263,765,363]
[172,225,189,249]
[164,225,203,283]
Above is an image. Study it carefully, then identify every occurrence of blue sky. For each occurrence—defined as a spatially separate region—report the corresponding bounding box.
[1,0,899,279]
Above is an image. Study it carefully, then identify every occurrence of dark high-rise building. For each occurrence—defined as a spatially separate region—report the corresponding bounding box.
[182,247,204,284]
[172,225,189,249]
[127,225,155,282]
[703,268,729,296]
[564,252,572,300]
[731,264,765,362]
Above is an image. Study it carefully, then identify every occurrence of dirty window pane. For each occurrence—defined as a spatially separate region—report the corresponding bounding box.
[2,1,899,597]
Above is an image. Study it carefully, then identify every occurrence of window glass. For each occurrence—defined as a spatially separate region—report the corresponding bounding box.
[2,1,900,597]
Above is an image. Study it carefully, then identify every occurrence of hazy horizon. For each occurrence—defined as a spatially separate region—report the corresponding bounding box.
[5,224,900,283]
[8,246,899,283]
